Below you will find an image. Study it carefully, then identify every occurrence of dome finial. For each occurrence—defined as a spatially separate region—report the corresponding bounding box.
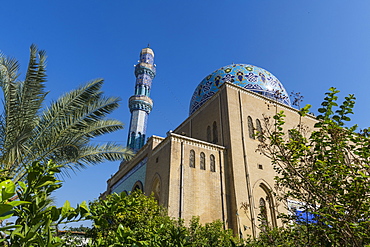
[147,43,150,48]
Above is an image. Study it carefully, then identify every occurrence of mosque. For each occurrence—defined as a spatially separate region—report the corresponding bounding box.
[103,47,317,237]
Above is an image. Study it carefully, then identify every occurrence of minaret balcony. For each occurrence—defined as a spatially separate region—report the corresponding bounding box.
[134,63,156,78]
[128,95,153,113]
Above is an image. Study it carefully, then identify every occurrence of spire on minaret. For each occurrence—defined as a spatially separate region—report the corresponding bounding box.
[127,47,156,152]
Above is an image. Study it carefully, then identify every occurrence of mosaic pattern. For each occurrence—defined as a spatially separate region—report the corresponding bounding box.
[128,47,155,151]
[111,157,147,194]
[189,64,291,115]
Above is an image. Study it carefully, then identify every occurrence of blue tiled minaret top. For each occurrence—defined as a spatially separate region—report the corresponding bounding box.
[127,47,156,152]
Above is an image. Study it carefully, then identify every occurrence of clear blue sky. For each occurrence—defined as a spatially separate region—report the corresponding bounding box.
[2,0,370,225]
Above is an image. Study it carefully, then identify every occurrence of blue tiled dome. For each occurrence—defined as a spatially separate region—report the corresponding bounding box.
[189,64,291,115]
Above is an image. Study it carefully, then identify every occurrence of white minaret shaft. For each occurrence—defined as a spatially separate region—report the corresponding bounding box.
[127,47,156,152]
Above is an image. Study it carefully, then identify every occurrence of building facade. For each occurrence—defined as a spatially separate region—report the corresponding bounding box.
[104,48,317,237]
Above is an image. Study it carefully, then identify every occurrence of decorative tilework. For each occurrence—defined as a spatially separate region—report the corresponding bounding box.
[111,157,148,194]
[189,64,291,115]
[127,47,156,151]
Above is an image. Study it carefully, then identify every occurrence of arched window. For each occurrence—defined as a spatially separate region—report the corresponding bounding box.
[132,180,143,192]
[140,85,145,95]
[259,183,277,228]
[145,85,149,96]
[212,121,218,144]
[247,116,255,139]
[256,119,263,141]
[259,198,268,229]
[207,126,211,142]
[200,152,205,170]
[189,150,195,168]
[210,154,216,172]
[151,174,161,203]
[130,132,136,147]
[137,132,142,150]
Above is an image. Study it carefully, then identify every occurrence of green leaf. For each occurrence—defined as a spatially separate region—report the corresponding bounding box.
[61,200,72,218]
[78,201,90,217]
[36,180,55,189]
[299,104,311,117]
[0,204,13,214]
[50,206,60,221]
[0,224,21,231]
[7,200,30,207]
[18,181,27,190]
[318,108,326,113]
[0,180,15,201]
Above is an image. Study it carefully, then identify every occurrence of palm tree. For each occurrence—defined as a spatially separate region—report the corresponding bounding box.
[0,45,133,182]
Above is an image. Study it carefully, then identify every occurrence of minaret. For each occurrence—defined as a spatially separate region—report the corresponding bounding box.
[127,47,156,152]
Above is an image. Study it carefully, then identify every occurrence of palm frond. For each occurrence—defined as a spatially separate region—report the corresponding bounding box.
[75,119,124,138]
[32,79,104,143]
[56,143,133,174]
[0,53,22,166]
[26,119,125,168]
[0,46,133,181]
[28,80,122,163]
[0,46,48,167]
[18,44,47,125]
[0,51,20,84]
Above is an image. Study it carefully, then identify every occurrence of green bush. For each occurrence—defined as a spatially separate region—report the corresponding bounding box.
[87,191,241,247]
[0,161,89,246]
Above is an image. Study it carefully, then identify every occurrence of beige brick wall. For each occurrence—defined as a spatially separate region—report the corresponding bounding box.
[107,82,318,237]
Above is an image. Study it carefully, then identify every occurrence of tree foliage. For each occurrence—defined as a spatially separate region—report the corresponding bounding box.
[87,191,240,247]
[0,45,132,182]
[87,191,170,246]
[257,87,370,246]
[0,160,90,246]
[243,226,316,247]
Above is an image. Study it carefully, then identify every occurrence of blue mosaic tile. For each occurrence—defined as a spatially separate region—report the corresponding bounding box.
[189,64,291,115]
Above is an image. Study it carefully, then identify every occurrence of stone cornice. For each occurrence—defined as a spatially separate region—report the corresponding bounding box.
[170,132,225,150]
[150,135,171,156]
[224,82,317,120]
